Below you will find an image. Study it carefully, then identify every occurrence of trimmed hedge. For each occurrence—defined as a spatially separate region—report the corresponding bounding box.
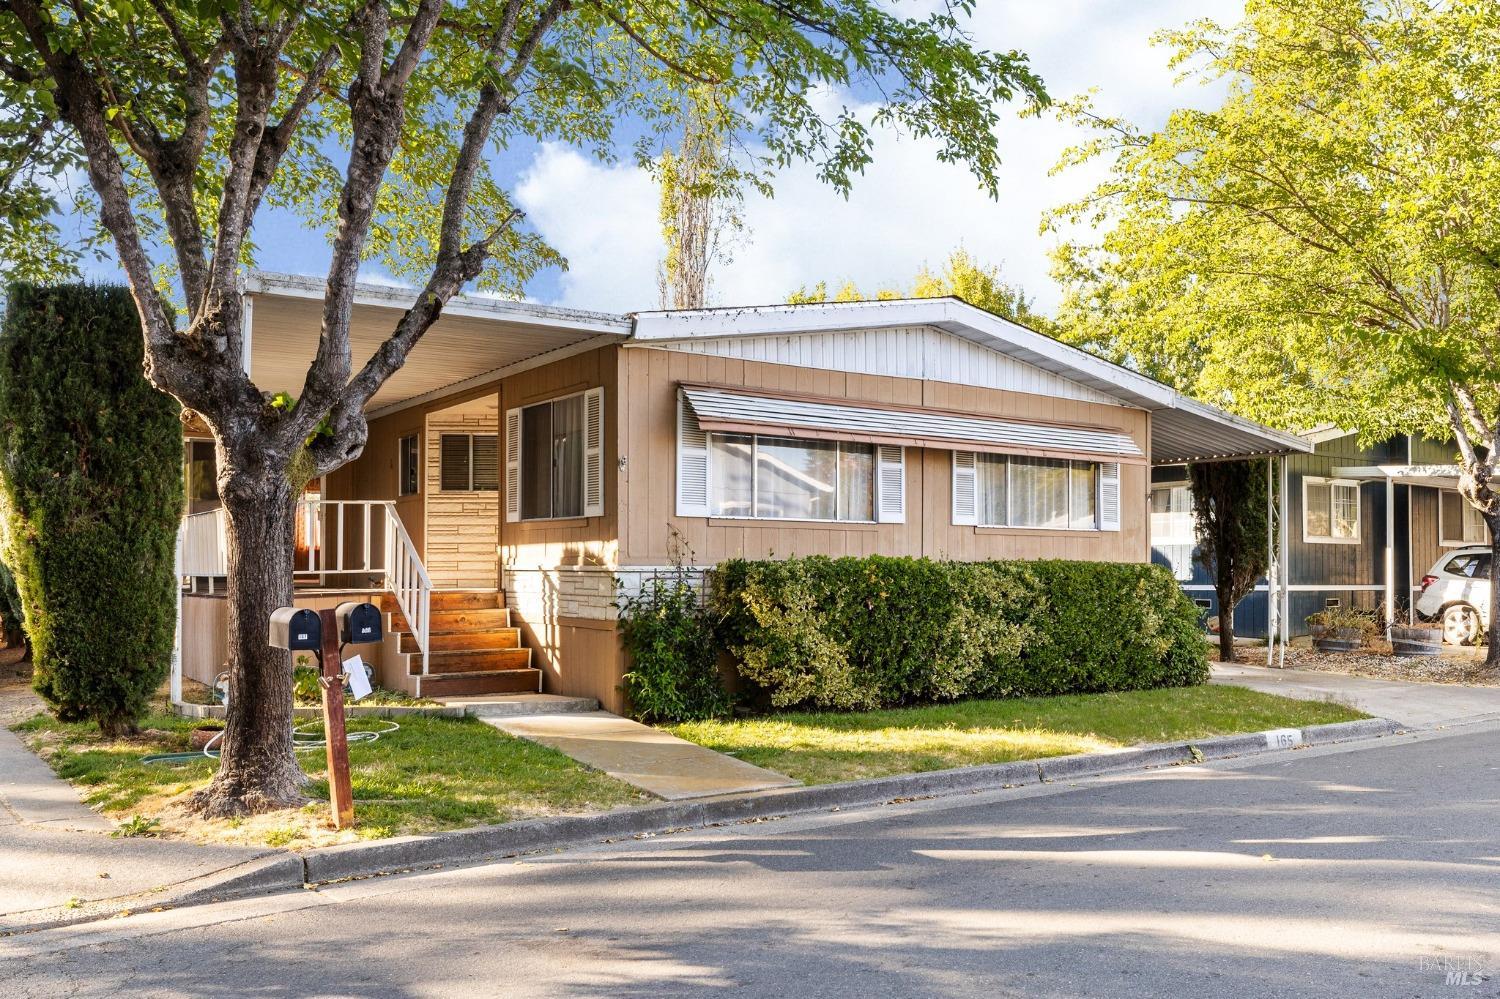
[711,556,1207,711]
[0,283,183,734]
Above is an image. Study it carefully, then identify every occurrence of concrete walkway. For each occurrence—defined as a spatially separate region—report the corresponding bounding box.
[1212,661,1500,728]
[487,712,799,801]
[0,726,280,931]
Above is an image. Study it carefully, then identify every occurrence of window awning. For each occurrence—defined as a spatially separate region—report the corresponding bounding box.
[680,385,1146,462]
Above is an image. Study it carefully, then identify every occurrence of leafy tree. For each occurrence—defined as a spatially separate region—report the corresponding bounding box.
[0,0,1045,814]
[0,283,182,734]
[656,88,746,310]
[1189,462,1268,664]
[789,249,1052,330]
[1050,0,1500,662]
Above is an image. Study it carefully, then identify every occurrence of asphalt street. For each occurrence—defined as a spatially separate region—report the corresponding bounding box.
[7,724,1500,998]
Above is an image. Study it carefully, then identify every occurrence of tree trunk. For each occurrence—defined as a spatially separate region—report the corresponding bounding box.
[1217,596,1237,664]
[190,472,306,817]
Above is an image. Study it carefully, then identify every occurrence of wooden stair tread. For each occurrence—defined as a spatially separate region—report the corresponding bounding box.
[407,647,532,675]
[420,669,540,695]
[388,607,511,634]
[400,628,520,653]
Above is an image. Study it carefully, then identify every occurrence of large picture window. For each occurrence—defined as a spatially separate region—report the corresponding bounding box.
[506,388,604,522]
[1440,489,1489,546]
[975,454,1100,530]
[1303,476,1359,544]
[708,433,874,522]
[521,394,585,519]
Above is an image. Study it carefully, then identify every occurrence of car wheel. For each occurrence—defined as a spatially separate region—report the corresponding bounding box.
[1442,604,1482,646]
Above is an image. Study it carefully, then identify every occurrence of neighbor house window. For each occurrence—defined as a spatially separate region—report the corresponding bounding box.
[398,434,419,497]
[1303,476,1359,543]
[708,434,874,522]
[440,433,499,492]
[1440,489,1489,546]
[1150,483,1196,546]
[975,454,1100,530]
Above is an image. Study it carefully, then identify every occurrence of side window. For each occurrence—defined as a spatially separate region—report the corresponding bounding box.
[398,434,419,497]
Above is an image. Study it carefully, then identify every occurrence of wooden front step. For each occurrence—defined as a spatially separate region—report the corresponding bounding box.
[420,669,541,697]
[408,647,533,675]
[380,590,504,615]
[401,628,520,653]
[388,607,512,635]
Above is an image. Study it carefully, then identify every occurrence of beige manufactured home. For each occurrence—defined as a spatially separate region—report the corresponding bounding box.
[176,273,1308,713]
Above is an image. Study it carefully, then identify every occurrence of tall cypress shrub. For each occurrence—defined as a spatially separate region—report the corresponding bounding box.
[0,284,183,734]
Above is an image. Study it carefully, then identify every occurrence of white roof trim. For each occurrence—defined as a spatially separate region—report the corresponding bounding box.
[1333,464,1461,488]
[681,385,1145,460]
[1300,424,1354,445]
[244,270,631,334]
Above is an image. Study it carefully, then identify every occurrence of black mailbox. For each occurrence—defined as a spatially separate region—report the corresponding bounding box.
[335,601,383,645]
[269,607,322,652]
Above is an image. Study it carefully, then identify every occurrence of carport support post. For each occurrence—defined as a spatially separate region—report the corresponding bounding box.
[1279,455,1290,666]
[1385,475,1396,639]
[317,608,355,830]
[1266,457,1277,667]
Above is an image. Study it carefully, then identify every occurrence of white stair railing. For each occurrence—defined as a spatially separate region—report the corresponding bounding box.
[178,499,432,663]
[381,502,432,668]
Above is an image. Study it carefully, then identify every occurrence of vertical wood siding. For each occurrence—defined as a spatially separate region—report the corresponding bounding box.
[656,326,1125,407]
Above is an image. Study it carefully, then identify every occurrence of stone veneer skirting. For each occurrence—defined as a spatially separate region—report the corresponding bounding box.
[502,565,710,623]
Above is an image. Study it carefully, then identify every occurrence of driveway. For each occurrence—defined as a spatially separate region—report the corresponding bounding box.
[6,725,1497,998]
[1213,661,1500,728]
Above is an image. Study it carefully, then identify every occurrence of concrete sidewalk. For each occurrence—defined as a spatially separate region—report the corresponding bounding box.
[487,712,800,800]
[0,724,287,933]
[1212,661,1500,728]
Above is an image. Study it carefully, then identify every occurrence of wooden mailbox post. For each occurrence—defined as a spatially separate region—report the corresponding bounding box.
[317,607,355,830]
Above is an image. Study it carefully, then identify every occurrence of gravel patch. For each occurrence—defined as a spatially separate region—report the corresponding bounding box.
[1271,646,1500,686]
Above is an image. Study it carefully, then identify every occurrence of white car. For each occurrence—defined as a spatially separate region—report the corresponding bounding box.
[1416,546,1491,645]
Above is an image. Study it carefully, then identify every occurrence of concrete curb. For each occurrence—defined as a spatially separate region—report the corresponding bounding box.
[296,715,1404,885]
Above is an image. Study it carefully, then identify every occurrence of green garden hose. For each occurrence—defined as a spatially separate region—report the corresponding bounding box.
[140,718,400,765]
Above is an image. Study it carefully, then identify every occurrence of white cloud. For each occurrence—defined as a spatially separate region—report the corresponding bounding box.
[515,144,659,312]
[515,0,1240,313]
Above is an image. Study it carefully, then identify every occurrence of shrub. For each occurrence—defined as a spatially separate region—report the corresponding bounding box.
[0,283,183,735]
[617,538,730,722]
[711,556,1207,711]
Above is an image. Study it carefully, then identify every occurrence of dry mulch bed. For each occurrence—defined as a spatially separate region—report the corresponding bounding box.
[1256,643,1499,687]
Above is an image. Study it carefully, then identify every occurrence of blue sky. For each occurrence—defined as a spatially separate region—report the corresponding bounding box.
[70,0,1238,315]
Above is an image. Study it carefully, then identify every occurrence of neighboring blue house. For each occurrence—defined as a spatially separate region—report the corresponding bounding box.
[1151,428,1488,641]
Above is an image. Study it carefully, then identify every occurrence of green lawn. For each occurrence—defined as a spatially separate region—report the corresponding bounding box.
[13,711,645,846]
[669,685,1367,785]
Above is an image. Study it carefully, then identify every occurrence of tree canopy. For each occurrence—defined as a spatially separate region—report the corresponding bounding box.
[789,248,1053,330]
[1050,0,1500,445]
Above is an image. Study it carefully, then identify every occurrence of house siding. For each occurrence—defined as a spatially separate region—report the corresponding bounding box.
[614,345,1151,567]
